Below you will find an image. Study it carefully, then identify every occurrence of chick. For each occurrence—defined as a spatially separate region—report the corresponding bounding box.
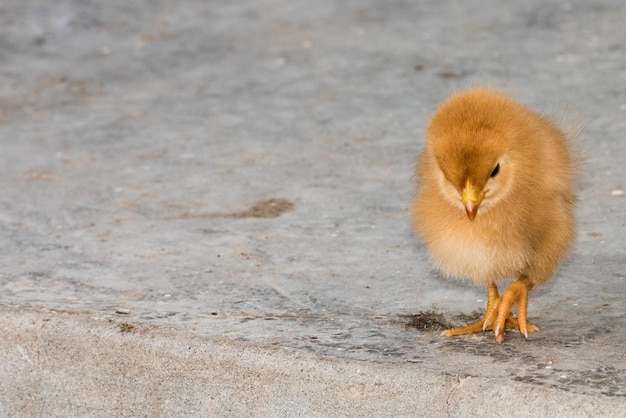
[411,87,577,343]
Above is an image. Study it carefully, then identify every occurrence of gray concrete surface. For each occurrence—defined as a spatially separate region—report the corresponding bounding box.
[0,0,625,416]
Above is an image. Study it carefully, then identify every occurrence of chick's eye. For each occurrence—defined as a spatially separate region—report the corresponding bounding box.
[490,163,500,178]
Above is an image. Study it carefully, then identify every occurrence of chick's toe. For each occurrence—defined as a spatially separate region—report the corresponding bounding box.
[444,283,500,337]
[493,277,539,342]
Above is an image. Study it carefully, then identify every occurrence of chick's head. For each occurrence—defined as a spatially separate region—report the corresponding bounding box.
[424,88,531,220]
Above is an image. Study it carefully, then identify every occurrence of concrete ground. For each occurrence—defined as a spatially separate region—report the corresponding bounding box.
[1,0,625,416]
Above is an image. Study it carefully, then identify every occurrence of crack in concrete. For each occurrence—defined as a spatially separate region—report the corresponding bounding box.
[445,374,462,417]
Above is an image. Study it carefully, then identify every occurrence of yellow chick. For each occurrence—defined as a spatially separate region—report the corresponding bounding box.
[411,87,577,343]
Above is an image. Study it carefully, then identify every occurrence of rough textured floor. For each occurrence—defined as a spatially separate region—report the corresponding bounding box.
[1,1,625,416]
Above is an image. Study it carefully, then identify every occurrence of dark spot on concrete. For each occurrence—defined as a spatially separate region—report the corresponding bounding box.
[439,70,464,78]
[165,197,295,220]
[401,311,451,331]
[228,198,294,218]
[118,322,135,333]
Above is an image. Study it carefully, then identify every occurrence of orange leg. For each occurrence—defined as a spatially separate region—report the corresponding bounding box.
[443,283,500,336]
[443,278,538,343]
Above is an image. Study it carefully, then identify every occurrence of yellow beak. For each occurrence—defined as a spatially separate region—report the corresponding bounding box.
[461,178,485,221]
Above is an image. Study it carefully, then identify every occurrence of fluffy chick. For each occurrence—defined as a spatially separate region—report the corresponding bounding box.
[411,87,577,343]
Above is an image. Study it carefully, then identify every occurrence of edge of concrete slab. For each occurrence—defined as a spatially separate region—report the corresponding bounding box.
[1,304,622,417]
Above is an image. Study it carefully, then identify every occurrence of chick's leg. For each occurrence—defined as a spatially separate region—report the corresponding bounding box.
[443,283,501,337]
[492,276,539,343]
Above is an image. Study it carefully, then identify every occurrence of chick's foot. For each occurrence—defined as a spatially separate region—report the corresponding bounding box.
[491,278,539,343]
[443,281,538,343]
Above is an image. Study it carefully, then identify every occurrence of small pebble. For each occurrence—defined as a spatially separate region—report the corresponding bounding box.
[115,308,131,315]
[610,189,624,196]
